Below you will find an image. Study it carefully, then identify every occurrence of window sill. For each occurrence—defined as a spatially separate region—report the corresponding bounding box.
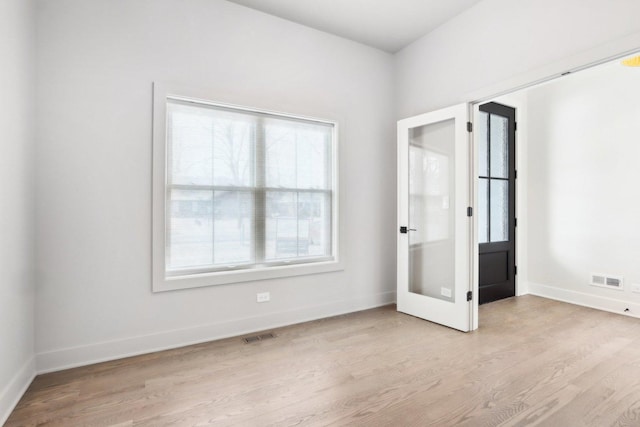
[152,259,344,292]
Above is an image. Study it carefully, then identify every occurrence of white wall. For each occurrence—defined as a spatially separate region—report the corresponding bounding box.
[395,0,640,119]
[526,61,640,314]
[35,0,396,371]
[0,0,36,422]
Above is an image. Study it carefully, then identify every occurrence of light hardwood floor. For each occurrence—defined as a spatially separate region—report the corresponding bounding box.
[7,295,640,426]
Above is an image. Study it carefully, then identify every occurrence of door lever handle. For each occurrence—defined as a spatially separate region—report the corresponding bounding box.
[399,226,417,234]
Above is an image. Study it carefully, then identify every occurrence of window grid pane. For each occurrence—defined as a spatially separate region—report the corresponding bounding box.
[167,189,213,270]
[213,191,253,265]
[265,190,332,260]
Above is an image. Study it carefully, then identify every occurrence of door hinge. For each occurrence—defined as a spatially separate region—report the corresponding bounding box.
[467,291,472,301]
[467,121,473,132]
[515,266,518,275]
[514,122,518,131]
[515,170,518,179]
[467,207,473,217]
[400,226,408,234]
[515,218,518,227]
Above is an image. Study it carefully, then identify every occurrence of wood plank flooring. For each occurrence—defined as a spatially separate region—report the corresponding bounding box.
[7,295,640,426]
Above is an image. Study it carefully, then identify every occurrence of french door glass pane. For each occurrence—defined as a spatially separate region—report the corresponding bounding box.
[490,114,508,178]
[213,191,253,264]
[408,119,456,302]
[478,178,489,244]
[168,189,213,269]
[490,180,508,242]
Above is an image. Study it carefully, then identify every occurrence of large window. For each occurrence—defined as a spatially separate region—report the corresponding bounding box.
[152,87,339,291]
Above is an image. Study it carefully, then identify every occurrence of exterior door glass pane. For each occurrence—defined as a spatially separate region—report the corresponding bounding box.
[408,119,456,302]
[490,114,508,178]
[478,112,489,177]
[489,180,508,242]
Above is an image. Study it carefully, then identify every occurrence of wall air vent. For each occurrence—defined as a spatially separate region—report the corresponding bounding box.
[591,273,624,291]
[243,332,276,344]
[606,277,622,287]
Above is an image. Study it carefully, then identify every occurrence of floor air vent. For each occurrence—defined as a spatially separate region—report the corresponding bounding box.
[591,273,623,291]
[243,332,276,344]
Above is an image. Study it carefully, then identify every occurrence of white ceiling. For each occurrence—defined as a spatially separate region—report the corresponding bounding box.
[226,0,483,53]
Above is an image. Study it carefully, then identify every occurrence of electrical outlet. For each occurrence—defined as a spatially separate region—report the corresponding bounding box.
[631,284,640,294]
[440,287,452,298]
[256,292,270,303]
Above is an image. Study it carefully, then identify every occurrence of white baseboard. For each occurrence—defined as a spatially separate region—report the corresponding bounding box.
[36,291,396,374]
[527,282,640,319]
[0,356,36,426]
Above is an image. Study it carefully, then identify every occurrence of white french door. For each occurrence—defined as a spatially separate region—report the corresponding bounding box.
[397,103,474,332]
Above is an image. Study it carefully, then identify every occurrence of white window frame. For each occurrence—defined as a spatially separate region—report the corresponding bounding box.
[152,83,342,292]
